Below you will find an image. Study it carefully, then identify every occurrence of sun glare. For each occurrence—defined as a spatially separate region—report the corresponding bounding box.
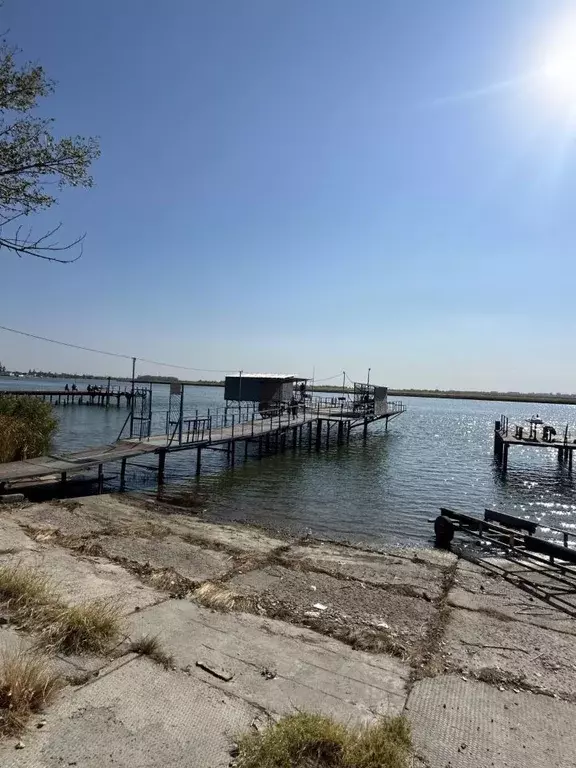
[542,52,576,103]
[539,19,576,107]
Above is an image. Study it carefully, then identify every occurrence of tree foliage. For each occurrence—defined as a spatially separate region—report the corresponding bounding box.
[0,38,100,262]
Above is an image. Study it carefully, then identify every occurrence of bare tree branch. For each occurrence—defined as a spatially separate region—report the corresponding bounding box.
[0,37,99,263]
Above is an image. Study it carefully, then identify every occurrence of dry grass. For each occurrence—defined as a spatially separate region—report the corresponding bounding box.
[0,564,122,655]
[194,582,255,612]
[0,649,63,737]
[39,599,122,655]
[129,634,174,670]
[235,712,412,768]
[0,564,56,610]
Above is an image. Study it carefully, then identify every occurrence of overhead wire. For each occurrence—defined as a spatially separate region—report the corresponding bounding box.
[0,324,236,373]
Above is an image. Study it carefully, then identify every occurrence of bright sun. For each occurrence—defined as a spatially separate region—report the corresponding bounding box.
[542,51,576,103]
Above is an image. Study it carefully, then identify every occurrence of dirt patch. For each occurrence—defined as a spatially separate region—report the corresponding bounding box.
[283,543,446,600]
[227,565,436,660]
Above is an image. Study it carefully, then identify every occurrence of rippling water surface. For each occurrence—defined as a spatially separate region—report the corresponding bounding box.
[3,378,576,546]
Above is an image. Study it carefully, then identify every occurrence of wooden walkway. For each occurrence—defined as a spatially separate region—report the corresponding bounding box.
[0,388,145,408]
[0,403,406,492]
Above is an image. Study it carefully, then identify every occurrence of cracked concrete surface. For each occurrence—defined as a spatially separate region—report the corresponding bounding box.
[0,495,576,766]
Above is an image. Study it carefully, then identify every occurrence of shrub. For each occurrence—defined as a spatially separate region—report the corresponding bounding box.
[235,712,412,768]
[0,396,57,462]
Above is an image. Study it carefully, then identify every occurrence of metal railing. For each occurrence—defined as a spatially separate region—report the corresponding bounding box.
[162,397,406,448]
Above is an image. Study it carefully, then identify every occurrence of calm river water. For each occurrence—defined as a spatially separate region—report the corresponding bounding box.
[3,378,576,547]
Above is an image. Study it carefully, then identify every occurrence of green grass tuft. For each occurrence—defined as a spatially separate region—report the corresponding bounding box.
[235,712,412,768]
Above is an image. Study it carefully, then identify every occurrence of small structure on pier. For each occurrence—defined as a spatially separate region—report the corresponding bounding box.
[494,414,576,472]
[224,374,307,413]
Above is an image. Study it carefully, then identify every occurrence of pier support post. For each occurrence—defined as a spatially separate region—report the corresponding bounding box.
[326,422,330,450]
[502,444,509,473]
[363,419,368,439]
[244,440,249,462]
[258,437,263,460]
[97,464,104,494]
[347,422,351,442]
[120,458,127,491]
[196,447,202,476]
[308,421,313,451]
[315,419,322,451]
[569,451,573,472]
[158,450,166,486]
[292,426,298,450]
[337,421,344,445]
[60,472,67,486]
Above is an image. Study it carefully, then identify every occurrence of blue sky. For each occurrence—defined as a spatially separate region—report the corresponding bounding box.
[2,0,576,390]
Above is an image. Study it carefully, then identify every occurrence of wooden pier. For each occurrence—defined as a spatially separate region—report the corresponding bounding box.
[494,415,576,472]
[0,399,406,494]
[0,388,146,408]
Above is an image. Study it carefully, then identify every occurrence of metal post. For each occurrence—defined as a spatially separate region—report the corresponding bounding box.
[230,440,236,466]
[232,414,235,437]
[158,450,166,485]
[129,357,136,438]
[367,367,371,387]
[196,447,202,476]
[97,464,104,494]
[178,384,184,446]
[120,458,127,491]
[238,369,243,420]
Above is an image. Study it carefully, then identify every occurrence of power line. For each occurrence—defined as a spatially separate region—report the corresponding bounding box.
[314,372,343,383]
[0,324,236,374]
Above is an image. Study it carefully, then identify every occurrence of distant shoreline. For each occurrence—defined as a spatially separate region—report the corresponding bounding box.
[387,390,576,406]
[3,375,576,406]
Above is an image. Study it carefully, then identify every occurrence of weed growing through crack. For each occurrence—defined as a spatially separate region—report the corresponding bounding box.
[235,712,412,768]
[129,634,174,670]
[0,649,62,737]
[0,564,122,655]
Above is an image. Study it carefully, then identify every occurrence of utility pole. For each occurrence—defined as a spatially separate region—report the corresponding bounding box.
[342,370,346,396]
[367,367,371,387]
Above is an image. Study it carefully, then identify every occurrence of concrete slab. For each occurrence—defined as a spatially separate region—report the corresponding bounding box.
[163,515,288,554]
[0,517,39,554]
[0,547,163,614]
[228,564,436,656]
[0,656,258,768]
[444,606,576,698]
[285,542,446,599]
[10,500,111,537]
[407,675,576,768]
[127,599,408,722]
[97,534,234,583]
